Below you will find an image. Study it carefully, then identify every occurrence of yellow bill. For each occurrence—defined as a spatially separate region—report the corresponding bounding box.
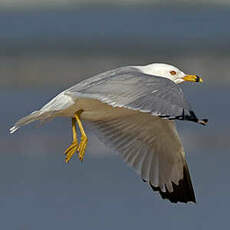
[183,75,203,83]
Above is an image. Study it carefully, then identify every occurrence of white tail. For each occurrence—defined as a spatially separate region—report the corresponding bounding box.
[9,110,51,134]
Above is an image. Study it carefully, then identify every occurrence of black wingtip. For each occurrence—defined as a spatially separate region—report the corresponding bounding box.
[145,164,196,204]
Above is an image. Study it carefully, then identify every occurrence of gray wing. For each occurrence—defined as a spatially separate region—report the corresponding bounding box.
[65,67,195,121]
[86,111,196,203]
[65,67,196,203]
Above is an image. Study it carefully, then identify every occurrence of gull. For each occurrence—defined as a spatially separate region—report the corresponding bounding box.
[10,63,208,203]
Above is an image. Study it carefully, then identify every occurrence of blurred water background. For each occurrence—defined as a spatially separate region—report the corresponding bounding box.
[1,1,230,229]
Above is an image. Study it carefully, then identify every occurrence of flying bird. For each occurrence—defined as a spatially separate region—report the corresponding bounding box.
[10,63,208,203]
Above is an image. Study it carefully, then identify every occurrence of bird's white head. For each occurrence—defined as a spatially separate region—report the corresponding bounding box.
[138,63,203,84]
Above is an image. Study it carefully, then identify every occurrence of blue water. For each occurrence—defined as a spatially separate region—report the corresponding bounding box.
[0,7,230,54]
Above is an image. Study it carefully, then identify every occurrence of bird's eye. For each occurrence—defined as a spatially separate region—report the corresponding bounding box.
[170,71,177,75]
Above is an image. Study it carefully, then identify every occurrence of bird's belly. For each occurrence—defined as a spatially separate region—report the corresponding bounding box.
[56,97,137,120]
[65,98,137,121]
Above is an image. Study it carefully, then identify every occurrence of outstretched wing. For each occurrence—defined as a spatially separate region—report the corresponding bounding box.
[87,110,196,203]
[65,67,197,122]
[65,67,196,203]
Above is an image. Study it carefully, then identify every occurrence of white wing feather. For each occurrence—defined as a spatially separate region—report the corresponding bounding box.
[87,110,185,191]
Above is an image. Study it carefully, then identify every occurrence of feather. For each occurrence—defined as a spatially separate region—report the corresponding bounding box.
[86,109,196,203]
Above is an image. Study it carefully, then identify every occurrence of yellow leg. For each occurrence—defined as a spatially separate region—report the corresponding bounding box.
[64,118,79,163]
[75,111,88,161]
